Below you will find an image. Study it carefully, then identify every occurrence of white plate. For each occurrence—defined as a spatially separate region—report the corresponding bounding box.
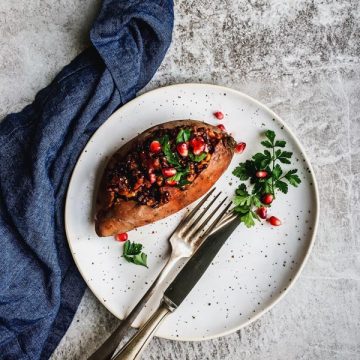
[65,84,319,341]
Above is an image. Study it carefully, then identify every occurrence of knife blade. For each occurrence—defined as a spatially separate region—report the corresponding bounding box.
[163,216,240,310]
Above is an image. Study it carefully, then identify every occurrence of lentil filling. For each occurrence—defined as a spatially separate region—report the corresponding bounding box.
[105,125,234,208]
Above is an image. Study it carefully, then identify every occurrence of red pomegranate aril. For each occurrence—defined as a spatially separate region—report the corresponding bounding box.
[177,142,189,157]
[190,137,205,155]
[217,124,226,132]
[149,173,156,184]
[116,233,128,242]
[214,111,224,120]
[256,170,268,178]
[162,167,177,177]
[262,193,274,205]
[235,142,246,154]
[165,179,177,186]
[268,216,282,226]
[257,207,267,219]
[149,140,161,153]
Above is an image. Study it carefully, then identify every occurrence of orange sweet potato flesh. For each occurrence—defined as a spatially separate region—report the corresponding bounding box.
[95,120,234,237]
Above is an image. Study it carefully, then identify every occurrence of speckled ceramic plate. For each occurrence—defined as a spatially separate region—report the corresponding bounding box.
[65,84,319,341]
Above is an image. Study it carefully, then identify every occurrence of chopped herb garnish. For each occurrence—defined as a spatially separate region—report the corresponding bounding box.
[123,241,148,267]
[168,166,190,183]
[176,128,191,143]
[159,135,181,167]
[189,152,207,162]
[159,135,193,186]
[232,130,301,227]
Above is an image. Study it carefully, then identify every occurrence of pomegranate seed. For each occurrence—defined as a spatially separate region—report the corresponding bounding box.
[165,179,177,186]
[162,167,177,177]
[214,111,224,120]
[149,140,161,153]
[190,137,205,155]
[149,173,156,184]
[235,142,246,154]
[256,170,268,178]
[217,124,226,132]
[262,193,274,205]
[116,233,128,242]
[268,216,282,226]
[257,207,267,219]
[177,142,189,157]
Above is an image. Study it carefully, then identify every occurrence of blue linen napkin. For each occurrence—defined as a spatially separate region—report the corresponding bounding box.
[0,0,173,358]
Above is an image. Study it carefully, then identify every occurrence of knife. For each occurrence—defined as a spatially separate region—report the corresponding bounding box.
[112,217,240,360]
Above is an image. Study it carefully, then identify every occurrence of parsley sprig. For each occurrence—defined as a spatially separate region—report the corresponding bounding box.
[159,129,195,186]
[160,134,181,167]
[123,241,148,267]
[232,130,301,227]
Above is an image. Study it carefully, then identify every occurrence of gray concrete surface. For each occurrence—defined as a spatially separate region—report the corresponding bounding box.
[1,0,359,359]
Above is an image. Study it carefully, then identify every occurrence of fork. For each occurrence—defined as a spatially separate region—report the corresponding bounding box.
[88,188,233,360]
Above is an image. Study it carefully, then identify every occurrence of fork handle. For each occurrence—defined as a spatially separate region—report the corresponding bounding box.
[88,255,180,360]
[112,303,170,360]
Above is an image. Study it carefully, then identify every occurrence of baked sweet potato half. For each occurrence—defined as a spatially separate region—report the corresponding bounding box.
[95,120,235,237]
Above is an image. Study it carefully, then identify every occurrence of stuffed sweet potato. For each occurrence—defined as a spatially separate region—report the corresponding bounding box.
[95,120,236,236]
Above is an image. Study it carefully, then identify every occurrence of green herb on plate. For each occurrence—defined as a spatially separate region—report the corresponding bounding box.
[123,240,148,267]
[232,130,301,227]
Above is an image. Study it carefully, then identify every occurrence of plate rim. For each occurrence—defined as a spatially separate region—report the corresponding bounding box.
[64,83,320,341]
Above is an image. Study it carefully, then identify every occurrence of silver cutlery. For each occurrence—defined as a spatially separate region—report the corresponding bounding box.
[89,188,234,360]
[112,202,239,360]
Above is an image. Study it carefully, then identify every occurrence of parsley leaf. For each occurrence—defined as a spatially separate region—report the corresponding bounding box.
[123,241,148,267]
[275,180,288,194]
[235,183,249,196]
[240,211,256,228]
[176,128,191,143]
[284,169,301,187]
[179,178,191,187]
[265,130,276,144]
[261,140,273,148]
[278,151,293,164]
[252,152,271,168]
[168,167,190,183]
[189,152,207,162]
[275,140,286,147]
[233,160,255,180]
[160,135,180,166]
[233,184,261,227]
[272,164,282,179]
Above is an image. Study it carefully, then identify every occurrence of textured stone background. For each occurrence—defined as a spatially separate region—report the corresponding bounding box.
[1,0,359,359]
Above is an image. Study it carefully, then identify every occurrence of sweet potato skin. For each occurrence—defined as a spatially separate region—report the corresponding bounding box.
[95,120,234,237]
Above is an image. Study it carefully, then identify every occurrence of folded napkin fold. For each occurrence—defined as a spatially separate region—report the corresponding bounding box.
[0,0,173,358]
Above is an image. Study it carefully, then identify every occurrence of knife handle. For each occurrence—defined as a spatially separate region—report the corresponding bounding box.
[112,303,170,360]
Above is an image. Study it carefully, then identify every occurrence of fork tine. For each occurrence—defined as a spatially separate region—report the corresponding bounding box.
[210,211,238,235]
[181,191,222,237]
[174,187,216,233]
[186,196,228,240]
[199,202,233,241]
[215,209,235,228]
